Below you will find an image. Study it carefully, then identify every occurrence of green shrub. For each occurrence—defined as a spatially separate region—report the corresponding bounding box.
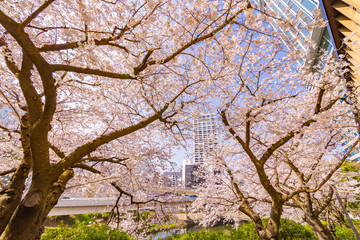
[41,221,130,240]
[334,225,357,240]
[228,222,258,240]
[69,213,110,225]
[148,222,181,232]
[167,219,317,240]
[278,219,317,240]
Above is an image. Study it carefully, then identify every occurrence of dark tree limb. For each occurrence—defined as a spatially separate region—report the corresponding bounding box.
[84,156,129,164]
[21,0,56,27]
[72,163,101,174]
[49,144,65,159]
[111,182,164,205]
[51,64,135,80]
[134,49,154,76]
[0,169,16,177]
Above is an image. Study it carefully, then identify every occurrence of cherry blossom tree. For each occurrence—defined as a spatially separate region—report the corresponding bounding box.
[0,0,256,239]
[191,24,359,239]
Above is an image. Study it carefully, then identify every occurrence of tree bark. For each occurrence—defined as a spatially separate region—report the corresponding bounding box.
[304,212,334,240]
[35,169,74,239]
[250,213,267,239]
[0,167,75,240]
[248,201,283,240]
[260,201,282,240]
[0,163,30,235]
[330,206,346,226]
[1,179,52,240]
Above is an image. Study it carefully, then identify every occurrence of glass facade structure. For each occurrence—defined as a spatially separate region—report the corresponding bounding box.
[256,0,320,51]
[254,0,360,162]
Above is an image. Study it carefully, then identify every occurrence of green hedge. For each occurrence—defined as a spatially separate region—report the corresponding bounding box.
[41,217,359,240]
[334,220,360,240]
[167,219,316,240]
[278,219,316,240]
[41,221,130,240]
[167,219,360,240]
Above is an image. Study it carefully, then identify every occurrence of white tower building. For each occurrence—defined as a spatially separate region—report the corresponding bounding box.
[193,114,218,164]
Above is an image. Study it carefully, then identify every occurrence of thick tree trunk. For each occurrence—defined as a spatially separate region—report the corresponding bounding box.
[251,201,283,240]
[0,163,30,235]
[251,214,267,239]
[261,201,282,240]
[305,212,334,240]
[1,168,74,240]
[0,112,33,235]
[257,222,281,240]
[1,180,52,240]
[34,169,74,239]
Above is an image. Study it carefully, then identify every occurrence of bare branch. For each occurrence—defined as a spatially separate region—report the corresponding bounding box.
[111,182,165,205]
[314,188,334,216]
[21,0,56,27]
[51,64,135,79]
[134,49,154,76]
[0,168,16,177]
[49,143,65,159]
[72,163,101,174]
[84,156,129,164]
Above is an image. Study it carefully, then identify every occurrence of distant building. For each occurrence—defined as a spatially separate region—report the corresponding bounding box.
[163,171,182,187]
[193,114,218,164]
[182,163,202,188]
[182,114,219,188]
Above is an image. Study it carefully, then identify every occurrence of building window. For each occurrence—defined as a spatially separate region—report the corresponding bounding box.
[301,0,317,13]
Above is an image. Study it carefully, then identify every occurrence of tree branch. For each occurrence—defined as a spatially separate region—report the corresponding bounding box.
[21,0,56,27]
[51,64,135,79]
[0,9,56,131]
[85,156,129,164]
[17,53,43,125]
[220,109,258,161]
[315,87,325,114]
[314,188,334,216]
[55,105,168,175]
[72,163,101,174]
[111,182,164,205]
[134,49,154,76]
[0,38,20,75]
[49,143,65,159]
[0,168,16,177]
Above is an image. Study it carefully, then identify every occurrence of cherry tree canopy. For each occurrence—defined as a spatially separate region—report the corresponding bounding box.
[0,0,259,239]
[191,21,359,240]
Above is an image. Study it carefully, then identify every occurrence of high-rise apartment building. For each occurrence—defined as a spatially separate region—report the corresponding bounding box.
[193,114,218,164]
[182,114,218,188]
[254,0,360,162]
